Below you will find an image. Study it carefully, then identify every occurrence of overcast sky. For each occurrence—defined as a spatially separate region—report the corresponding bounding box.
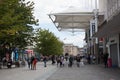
[27,0,97,48]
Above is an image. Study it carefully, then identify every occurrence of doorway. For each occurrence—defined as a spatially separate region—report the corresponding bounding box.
[110,44,118,67]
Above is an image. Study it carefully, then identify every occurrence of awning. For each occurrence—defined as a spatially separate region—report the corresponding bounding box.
[48,7,104,33]
[49,14,104,33]
[49,12,93,32]
[94,12,120,38]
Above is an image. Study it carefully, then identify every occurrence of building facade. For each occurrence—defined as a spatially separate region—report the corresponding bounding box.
[49,0,120,67]
[93,0,120,67]
[85,0,120,67]
[63,44,79,56]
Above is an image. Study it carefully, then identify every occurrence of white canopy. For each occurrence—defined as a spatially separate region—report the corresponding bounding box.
[48,7,104,33]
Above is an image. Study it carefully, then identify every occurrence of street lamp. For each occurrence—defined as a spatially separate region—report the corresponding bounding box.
[94,0,99,64]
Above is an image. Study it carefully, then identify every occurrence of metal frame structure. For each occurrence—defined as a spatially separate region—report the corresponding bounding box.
[49,11,104,34]
[49,12,94,32]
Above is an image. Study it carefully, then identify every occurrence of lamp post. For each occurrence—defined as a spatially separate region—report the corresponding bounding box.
[94,0,99,64]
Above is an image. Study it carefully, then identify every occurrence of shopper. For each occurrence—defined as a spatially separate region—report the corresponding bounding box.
[33,57,37,70]
[103,52,109,68]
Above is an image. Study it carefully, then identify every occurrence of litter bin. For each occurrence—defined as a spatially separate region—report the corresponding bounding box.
[107,58,112,68]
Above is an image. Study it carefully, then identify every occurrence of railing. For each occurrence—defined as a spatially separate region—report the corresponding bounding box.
[107,0,120,21]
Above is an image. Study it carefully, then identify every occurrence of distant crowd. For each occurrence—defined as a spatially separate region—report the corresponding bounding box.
[26,54,87,70]
[0,52,110,69]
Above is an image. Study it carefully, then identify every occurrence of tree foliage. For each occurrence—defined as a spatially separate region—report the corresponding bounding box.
[34,29,63,56]
[0,0,38,48]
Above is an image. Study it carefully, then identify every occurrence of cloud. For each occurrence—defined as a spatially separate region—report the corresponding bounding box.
[30,0,94,24]
[27,0,94,47]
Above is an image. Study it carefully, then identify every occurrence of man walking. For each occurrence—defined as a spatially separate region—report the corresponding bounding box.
[104,52,109,68]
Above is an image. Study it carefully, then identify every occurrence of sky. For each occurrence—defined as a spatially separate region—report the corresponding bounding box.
[27,0,97,48]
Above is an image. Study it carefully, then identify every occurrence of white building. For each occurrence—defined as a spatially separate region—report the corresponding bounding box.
[63,44,79,56]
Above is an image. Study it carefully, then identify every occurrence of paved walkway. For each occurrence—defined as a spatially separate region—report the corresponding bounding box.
[0,61,120,80]
[47,64,120,80]
[0,61,58,80]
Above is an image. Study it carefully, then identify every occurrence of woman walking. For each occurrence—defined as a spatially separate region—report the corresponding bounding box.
[33,57,37,70]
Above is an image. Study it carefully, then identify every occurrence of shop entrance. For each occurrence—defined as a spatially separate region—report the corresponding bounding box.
[110,44,118,67]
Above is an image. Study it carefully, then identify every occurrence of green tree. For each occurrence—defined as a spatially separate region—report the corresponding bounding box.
[0,0,38,48]
[35,28,63,56]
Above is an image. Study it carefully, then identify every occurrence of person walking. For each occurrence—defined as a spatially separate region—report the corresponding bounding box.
[33,57,37,70]
[30,56,34,70]
[56,56,60,67]
[68,55,74,67]
[92,54,96,64]
[51,55,55,65]
[43,56,47,67]
[60,56,64,67]
[87,54,91,64]
[27,58,31,69]
[76,55,81,67]
[103,52,109,68]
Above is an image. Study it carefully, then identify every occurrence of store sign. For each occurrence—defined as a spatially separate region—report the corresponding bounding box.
[90,20,96,37]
